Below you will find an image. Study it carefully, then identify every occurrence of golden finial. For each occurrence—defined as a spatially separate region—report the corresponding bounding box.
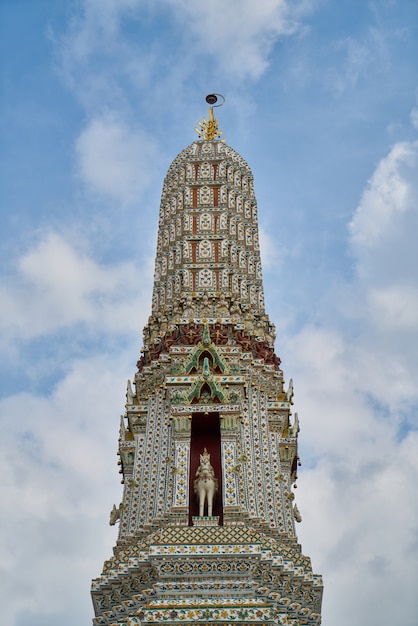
[195,93,226,141]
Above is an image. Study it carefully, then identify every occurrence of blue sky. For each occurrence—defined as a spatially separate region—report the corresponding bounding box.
[1,1,418,625]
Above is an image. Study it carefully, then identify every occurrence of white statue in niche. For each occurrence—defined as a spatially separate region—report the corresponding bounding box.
[193,448,218,517]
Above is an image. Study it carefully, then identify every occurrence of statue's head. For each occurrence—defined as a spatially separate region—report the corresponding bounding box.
[200,447,210,464]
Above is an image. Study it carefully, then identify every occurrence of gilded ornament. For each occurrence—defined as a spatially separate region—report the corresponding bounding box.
[195,95,226,141]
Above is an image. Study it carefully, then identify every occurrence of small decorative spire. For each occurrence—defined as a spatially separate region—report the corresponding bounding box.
[202,322,211,346]
[195,93,226,141]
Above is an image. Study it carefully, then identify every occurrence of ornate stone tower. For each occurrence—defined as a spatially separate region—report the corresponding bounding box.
[91,96,323,626]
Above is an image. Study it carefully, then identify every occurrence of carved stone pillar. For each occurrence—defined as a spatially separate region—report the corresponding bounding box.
[169,415,191,525]
[220,413,243,524]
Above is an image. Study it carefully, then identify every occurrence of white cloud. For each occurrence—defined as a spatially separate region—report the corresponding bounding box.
[333,36,372,90]
[55,0,142,69]
[321,22,394,96]
[345,132,418,369]
[367,283,418,331]
[259,223,284,270]
[165,0,312,81]
[298,432,418,626]
[75,112,158,203]
[52,0,161,139]
[281,322,418,626]
[0,230,153,343]
[0,354,129,626]
[349,140,418,255]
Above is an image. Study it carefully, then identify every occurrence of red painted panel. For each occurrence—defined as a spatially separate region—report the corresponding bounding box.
[213,186,219,206]
[191,242,197,263]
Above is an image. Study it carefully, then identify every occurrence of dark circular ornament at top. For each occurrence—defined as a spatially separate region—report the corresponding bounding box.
[205,93,225,107]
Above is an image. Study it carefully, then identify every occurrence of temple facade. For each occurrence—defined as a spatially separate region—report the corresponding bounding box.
[91,99,323,626]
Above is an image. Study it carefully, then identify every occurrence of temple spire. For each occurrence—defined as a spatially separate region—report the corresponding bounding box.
[91,98,323,626]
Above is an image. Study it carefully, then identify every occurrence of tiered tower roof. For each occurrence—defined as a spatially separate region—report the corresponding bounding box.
[152,139,265,319]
